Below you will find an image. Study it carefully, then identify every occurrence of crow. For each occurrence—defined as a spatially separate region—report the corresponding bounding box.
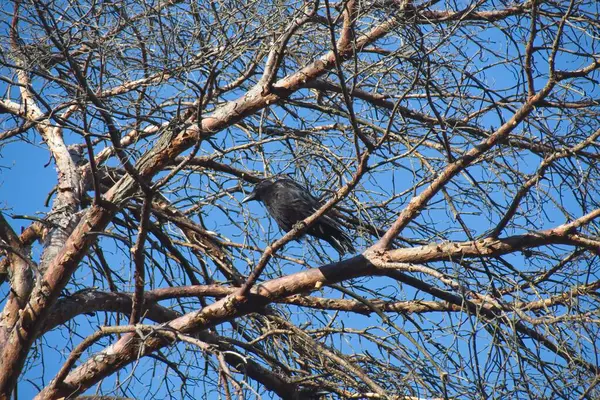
[242,176,355,255]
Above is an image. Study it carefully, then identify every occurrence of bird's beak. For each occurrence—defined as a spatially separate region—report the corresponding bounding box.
[242,192,257,204]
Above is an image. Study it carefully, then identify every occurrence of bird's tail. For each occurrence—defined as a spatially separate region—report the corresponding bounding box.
[327,229,355,256]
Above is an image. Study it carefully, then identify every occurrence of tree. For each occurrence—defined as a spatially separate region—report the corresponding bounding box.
[1,0,599,398]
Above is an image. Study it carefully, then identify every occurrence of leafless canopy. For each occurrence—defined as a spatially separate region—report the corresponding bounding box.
[1,0,600,399]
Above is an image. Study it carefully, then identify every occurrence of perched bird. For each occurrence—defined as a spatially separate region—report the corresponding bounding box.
[242,176,355,255]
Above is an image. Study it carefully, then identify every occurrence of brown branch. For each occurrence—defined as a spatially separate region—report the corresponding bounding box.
[381,229,597,266]
[0,222,43,283]
[172,157,261,183]
[0,212,33,331]
[413,3,532,22]
[40,291,178,335]
[261,2,317,88]
[39,290,317,399]
[519,279,600,311]
[323,0,373,155]
[524,0,538,97]
[129,194,152,324]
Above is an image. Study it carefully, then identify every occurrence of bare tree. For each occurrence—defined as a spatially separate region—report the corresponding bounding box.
[1,0,599,398]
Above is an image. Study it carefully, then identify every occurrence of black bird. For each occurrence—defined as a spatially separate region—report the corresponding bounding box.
[242,176,355,255]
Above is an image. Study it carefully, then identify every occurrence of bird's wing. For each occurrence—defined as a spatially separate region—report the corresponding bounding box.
[263,178,320,230]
